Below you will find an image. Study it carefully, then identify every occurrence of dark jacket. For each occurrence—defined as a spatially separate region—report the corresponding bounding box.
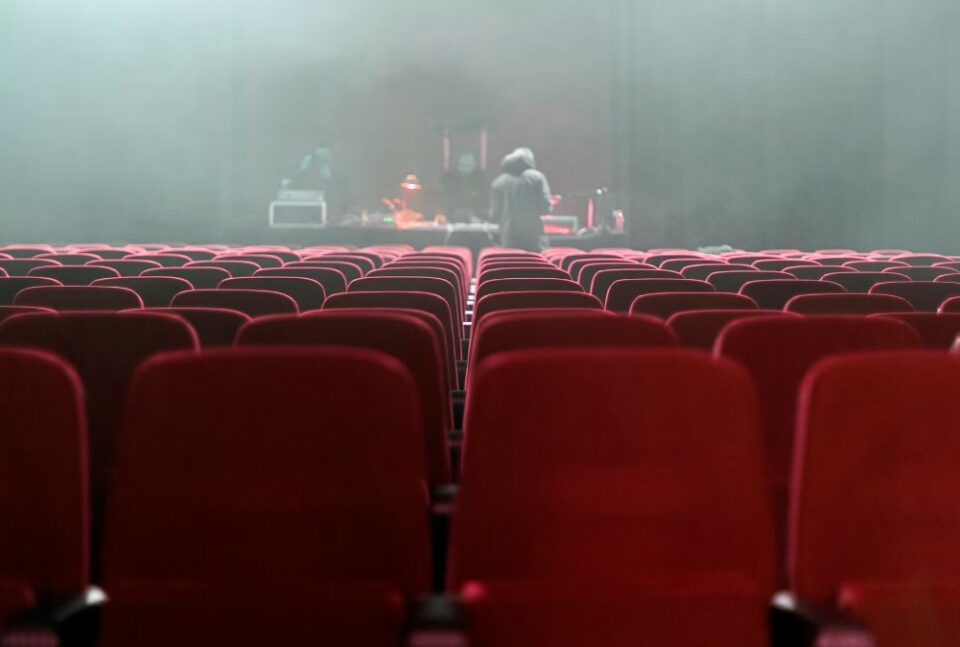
[490,148,552,250]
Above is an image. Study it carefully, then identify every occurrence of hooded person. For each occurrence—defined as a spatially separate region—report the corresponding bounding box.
[490,147,552,251]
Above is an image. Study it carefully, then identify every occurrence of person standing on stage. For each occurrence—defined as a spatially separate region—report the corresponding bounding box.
[490,147,552,251]
[292,143,352,220]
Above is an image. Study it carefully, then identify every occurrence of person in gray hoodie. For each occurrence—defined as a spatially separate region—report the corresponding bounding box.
[490,147,553,251]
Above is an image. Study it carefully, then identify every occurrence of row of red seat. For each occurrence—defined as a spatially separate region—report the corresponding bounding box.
[3,243,960,646]
[3,342,959,645]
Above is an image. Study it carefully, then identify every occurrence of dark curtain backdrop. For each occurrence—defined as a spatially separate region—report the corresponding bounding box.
[613,0,960,252]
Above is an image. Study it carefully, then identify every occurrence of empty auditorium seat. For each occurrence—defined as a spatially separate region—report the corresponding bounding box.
[783,265,854,280]
[576,262,642,290]
[349,276,461,331]
[36,253,103,265]
[87,259,163,277]
[145,307,251,347]
[644,252,709,268]
[478,266,569,284]
[868,313,960,349]
[790,353,960,645]
[73,248,133,260]
[0,312,198,536]
[871,281,960,312]
[469,311,677,389]
[739,279,845,309]
[891,253,951,266]
[844,260,909,272]
[184,260,260,278]
[605,278,713,312]
[160,248,218,261]
[557,253,623,272]
[660,257,721,272]
[29,265,121,286]
[590,268,682,302]
[629,292,757,319]
[0,277,62,305]
[715,316,921,558]
[287,261,363,283]
[0,246,54,258]
[126,253,193,267]
[707,271,793,293]
[667,310,794,350]
[941,296,960,314]
[171,289,299,317]
[0,349,88,632]
[237,312,452,486]
[304,254,376,274]
[886,266,958,282]
[452,349,775,646]
[98,347,430,647]
[214,254,285,269]
[14,286,144,311]
[473,291,602,327]
[142,266,231,289]
[475,278,582,302]
[0,259,61,276]
[255,267,347,296]
[680,263,755,280]
[94,277,193,308]
[220,277,326,311]
[325,291,459,365]
[754,259,820,272]
[370,266,465,305]
[785,293,914,315]
[821,271,907,293]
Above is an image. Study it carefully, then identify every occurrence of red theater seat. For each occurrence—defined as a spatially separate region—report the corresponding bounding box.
[680,263,755,280]
[791,353,960,645]
[715,316,921,559]
[783,265,854,280]
[0,312,198,535]
[707,271,792,293]
[184,260,260,278]
[475,278,582,302]
[288,261,363,283]
[369,266,465,306]
[349,276,461,332]
[0,349,88,633]
[220,277,326,312]
[605,278,713,312]
[325,291,459,367]
[754,259,820,272]
[29,265,121,286]
[576,262,642,290]
[468,311,677,389]
[0,277,62,305]
[590,268,682,302]
[15,286,144,311]
[0,259,61,276]
[478,266,569,284]
[0,246,55,259]
[888,266,958,282]
[739,280,845,309]
[145,307,251,347]
[171,289,298,318]
[237,311,452,486]
[785,293,914,315]
[98,347,430,647]
[822,271,908,293]
[87,259,163,277]
[160,248,218,261]
[871,281,960,312]
[869,313,960,349]
[666,310,795,350]
[473,291,602,327]
[630,292,757,319]
[304,254,376,274]
[36,253,103,265]
[844,260,909,272]
[940,296,960,314]
[142,266,231,289]
[94,277,193,308]
[126,253,193,268]
[214,254,285,269]
[891,253,951,267]
[256,267,347,296]
[452,349,775,646]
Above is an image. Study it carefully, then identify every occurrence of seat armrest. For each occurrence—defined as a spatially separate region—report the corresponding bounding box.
[406,595,467,647]
[3,586,107,647]
[770,591,875,647]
